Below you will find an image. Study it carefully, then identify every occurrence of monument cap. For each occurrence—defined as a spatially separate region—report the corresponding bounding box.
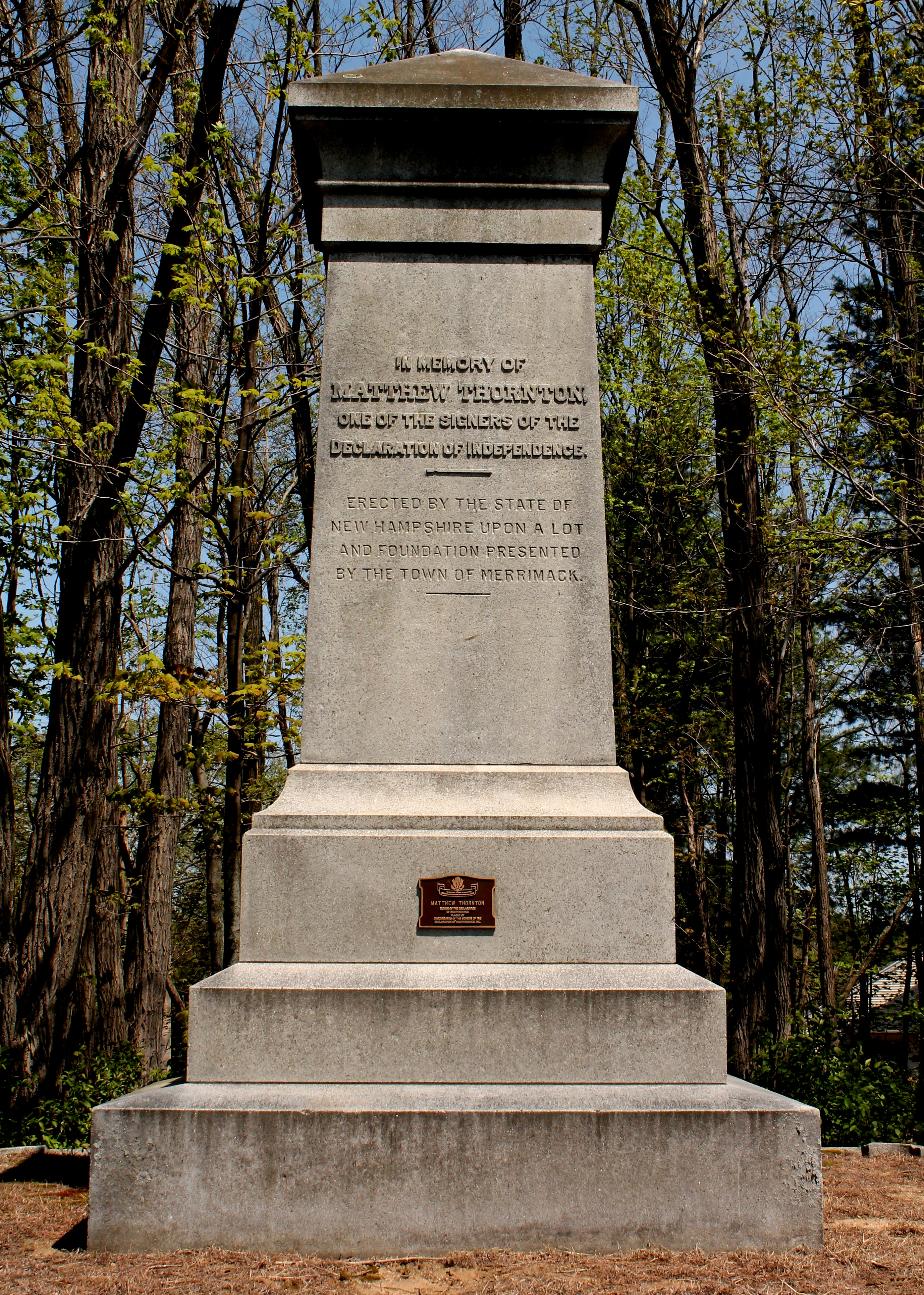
[288,50,638,252]
[288,48,638,111]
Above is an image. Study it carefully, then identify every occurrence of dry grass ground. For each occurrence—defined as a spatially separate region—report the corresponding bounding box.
[1,1148,922,1294]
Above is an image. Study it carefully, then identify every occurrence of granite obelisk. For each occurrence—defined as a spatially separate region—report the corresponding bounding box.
[88,51,822,1254]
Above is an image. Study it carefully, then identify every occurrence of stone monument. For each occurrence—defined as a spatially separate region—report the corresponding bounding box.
[89,50,822,1254]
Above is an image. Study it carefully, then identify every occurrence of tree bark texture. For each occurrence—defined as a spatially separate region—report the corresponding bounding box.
[123,412,208,1073]
[770,232,836,1015]
[312,0,323,74]
[122,5,240,1076]
[846,0,923,1123]
[790,443,836,1011]
[191,711,226,975]
[220,389,261,968]
[679,750,713,978]
[218,75,291,967]
[422,0,440,53]
[13,0,239,1089]
[14,0,147,1088]
[0,608,15,1044]
[122,261,208,1075]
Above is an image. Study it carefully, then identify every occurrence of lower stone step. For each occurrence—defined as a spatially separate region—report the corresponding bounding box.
[88,1077,822,1254]
[186,962,726,1084]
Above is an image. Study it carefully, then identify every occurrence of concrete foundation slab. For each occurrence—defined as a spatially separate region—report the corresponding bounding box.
[89,1077,822,1255]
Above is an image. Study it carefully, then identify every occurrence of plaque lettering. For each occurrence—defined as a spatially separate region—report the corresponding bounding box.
[417,875,496,930]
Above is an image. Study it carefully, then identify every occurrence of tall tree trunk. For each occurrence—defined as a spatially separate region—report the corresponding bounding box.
[0,607,15,1044]
[770,230,836,1016]
[714,776,731,971]
[719,380,789,1066]
[790,443,835,1011]
[13,0,237,1090]
[267,565,297,769]
[312,0,323,74]
[900,777,918,1072]
[623,0,791,1071]
[422,0,439,53]
[221,385,262,967]
[14,0,146,1089]
[0,10,55,1042]
[403,0,416,56]
[123,217,212,1073]
[121,11,232,1075]
[218,70,290,967]
[679,751,713,978]
[191,711,226,974]
[846,0,922,1128]
[242,567,267,823]
[124,419,208,1072]
[503,0,525,59]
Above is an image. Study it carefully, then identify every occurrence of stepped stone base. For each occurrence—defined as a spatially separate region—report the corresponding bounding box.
[240,766,675,965]
[89,1078,822,1255]
[186,962,726,1084]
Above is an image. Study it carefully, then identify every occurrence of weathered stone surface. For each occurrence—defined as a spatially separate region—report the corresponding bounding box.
[287,52,637,766]
[287,49,635,253]
[89,1078,822,1255]
[240,828,676,966]
[186,962,726,1084]
[252,763,663,831]
[862,1142,923,1157]
[287,46,638,107]
[239,764,675,963]
[299,255,615,765]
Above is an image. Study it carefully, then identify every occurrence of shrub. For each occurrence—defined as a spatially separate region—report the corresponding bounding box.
[752,1017,916,1145]
[0,1046,153,1149]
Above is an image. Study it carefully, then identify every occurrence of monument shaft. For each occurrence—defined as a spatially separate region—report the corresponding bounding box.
[303,255,614,764]
[88,52,822,1255]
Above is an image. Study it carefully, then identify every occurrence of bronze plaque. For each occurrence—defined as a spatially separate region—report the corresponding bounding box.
[417,875,496,930]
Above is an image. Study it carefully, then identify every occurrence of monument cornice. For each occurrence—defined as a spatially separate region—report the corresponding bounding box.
[287,48,638,114]
[288,51,637,252]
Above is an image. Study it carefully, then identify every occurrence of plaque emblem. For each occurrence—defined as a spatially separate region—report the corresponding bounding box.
[417,875,496,930]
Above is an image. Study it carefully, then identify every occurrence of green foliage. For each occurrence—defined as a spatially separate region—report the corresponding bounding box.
[596,185,735,977]
[0,0,920,1092]
[752,1019,916,1146]
[0,1047,157,1149]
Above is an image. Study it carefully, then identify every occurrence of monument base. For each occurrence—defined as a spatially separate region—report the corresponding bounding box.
[89,1077,821,1255]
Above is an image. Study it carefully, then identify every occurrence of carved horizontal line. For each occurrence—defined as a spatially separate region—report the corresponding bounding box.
[424,591,492,596]
[316,179,611,195]
[424,469,493,477]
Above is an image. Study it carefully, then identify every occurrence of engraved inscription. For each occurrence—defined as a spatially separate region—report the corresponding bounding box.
[331,495,584,587]
[396,354,526,373]
[323,355,592,593]
[330,380,587,404]
[329,440,585,458]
